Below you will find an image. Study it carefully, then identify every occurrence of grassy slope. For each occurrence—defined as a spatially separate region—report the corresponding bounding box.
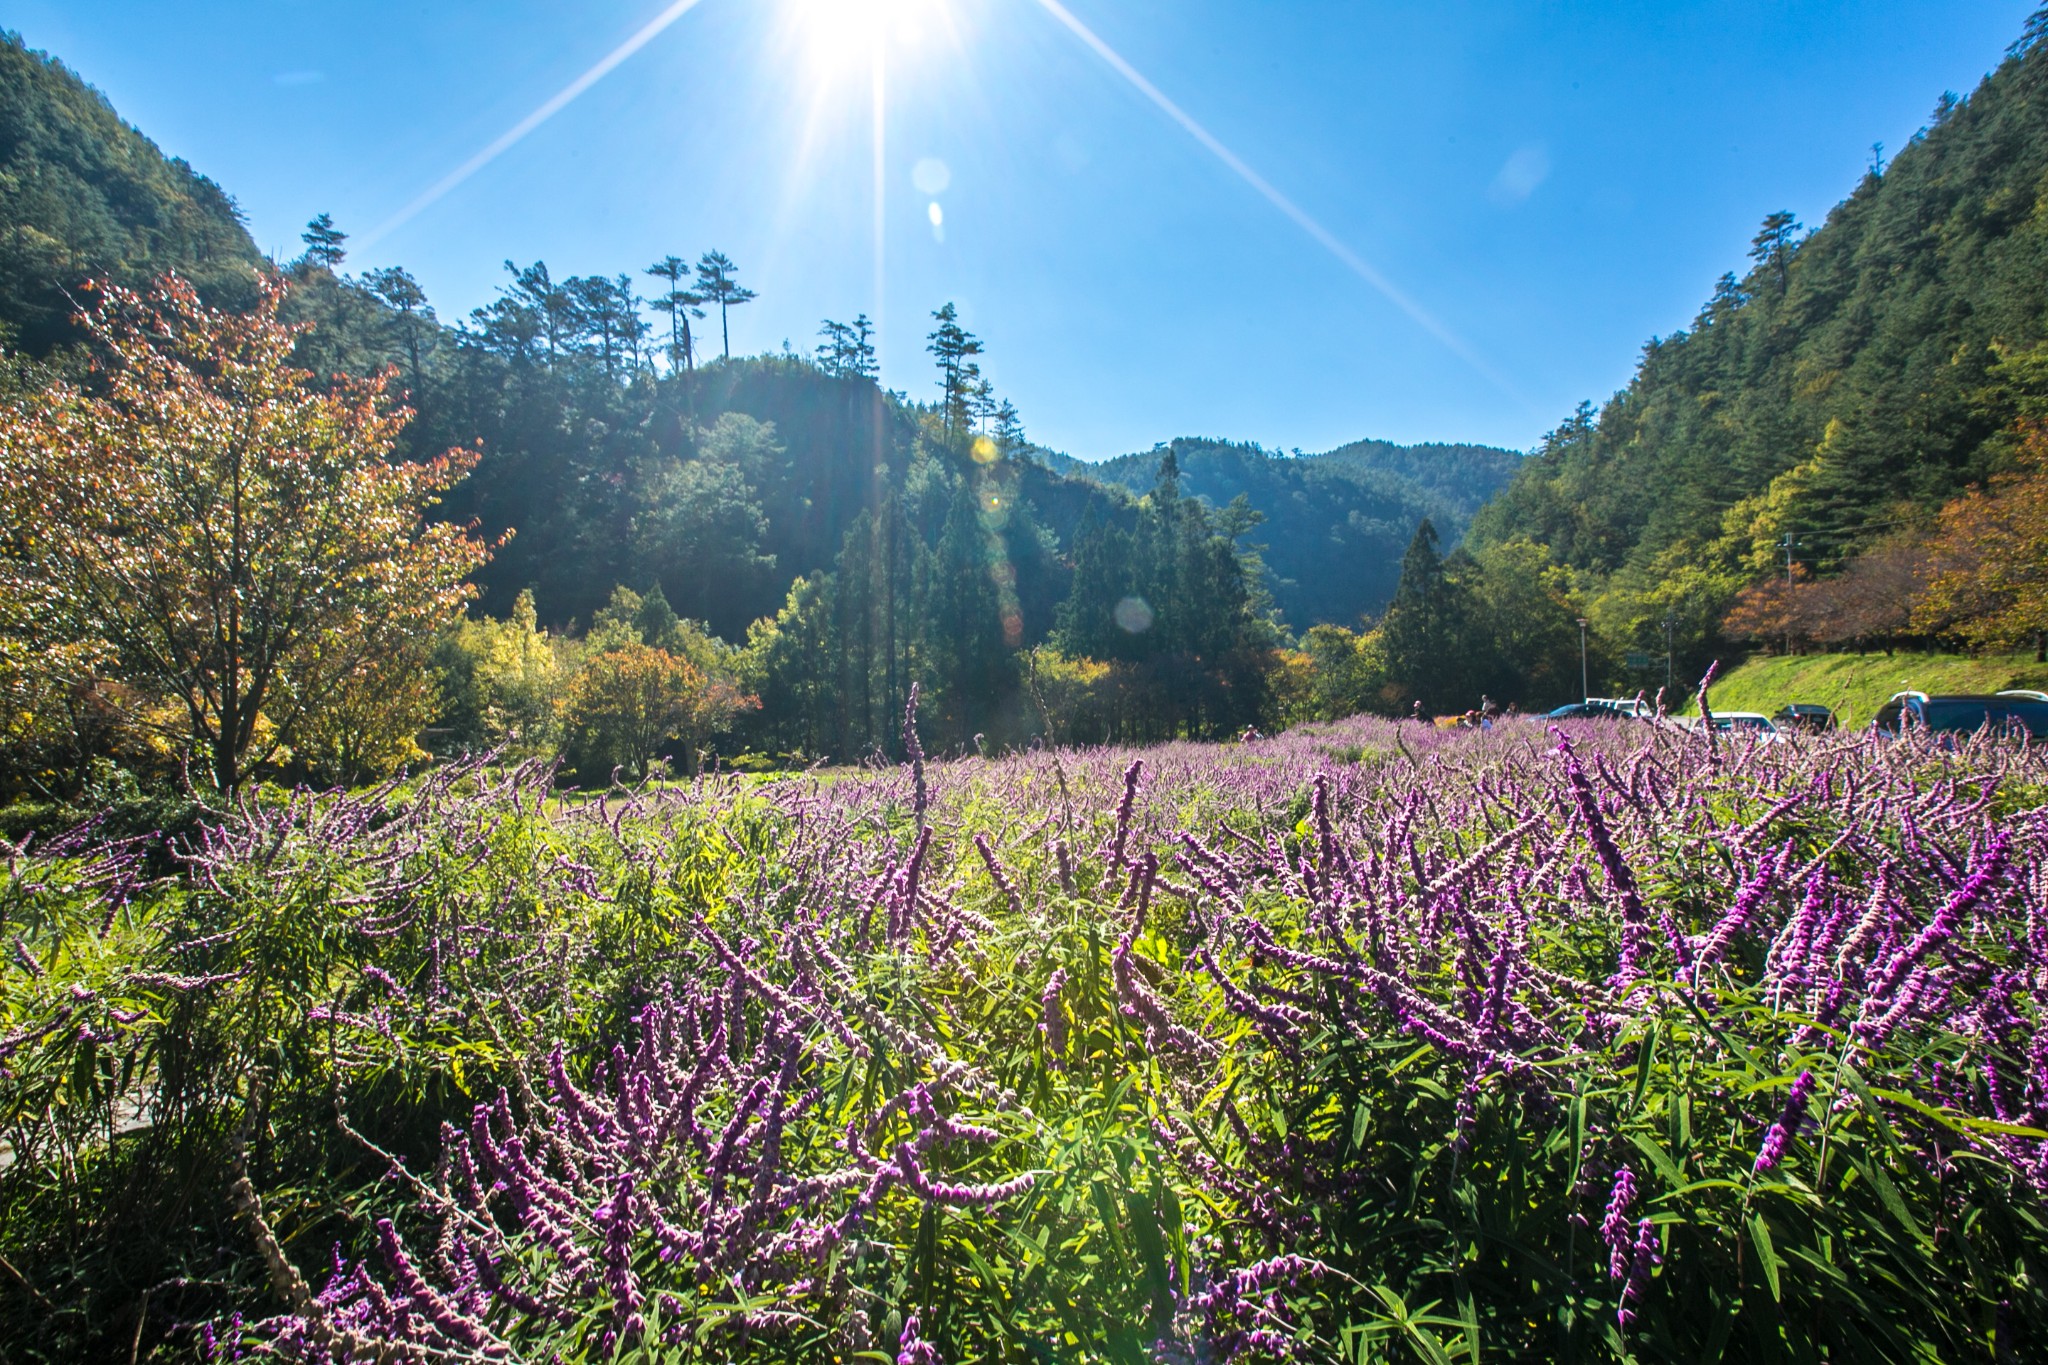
[1686,651,2048,725]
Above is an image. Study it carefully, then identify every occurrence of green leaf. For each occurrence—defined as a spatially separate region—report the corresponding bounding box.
[1871,1085,2048,1139]
[1748,1212,1783,1302]
[1847,1157,1926,1246]
[1628,1020,1660,1115]
[1627,1131,1686,1189]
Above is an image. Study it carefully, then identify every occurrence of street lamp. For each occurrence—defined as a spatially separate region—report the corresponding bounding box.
[1577,618,1590,703]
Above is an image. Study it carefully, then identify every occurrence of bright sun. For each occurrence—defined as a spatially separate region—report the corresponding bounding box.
[789,0,941,74]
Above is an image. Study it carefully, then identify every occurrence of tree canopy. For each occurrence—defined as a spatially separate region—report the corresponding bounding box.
[0,274,488,793]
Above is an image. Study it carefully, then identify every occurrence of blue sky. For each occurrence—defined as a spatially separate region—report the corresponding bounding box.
[12,1,2037,458]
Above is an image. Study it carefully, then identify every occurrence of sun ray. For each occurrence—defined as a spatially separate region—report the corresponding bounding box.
[1028,0,1531,410]
[872,35,888,379]
[359,0,711,250]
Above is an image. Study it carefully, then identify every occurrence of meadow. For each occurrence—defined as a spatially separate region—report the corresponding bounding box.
[3,708,2045,1362]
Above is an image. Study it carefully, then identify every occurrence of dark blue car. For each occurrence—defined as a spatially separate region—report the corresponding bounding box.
[1872,690,2048,740]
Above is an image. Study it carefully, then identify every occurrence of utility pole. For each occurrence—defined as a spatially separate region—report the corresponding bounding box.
[1781,531,1798,655]
[1664,612,1675,698]
[1578,617,1590,703]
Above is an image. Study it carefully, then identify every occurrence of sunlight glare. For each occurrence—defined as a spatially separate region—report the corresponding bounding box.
[790,0,941,76]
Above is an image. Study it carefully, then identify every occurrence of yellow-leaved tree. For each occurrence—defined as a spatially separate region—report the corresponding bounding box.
[0,274,489,795]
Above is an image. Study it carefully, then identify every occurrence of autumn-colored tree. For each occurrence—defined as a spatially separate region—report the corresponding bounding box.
[1021,646,1114,748]
[0,274,489,794]
[1914,422,2048,658]
[559,643,755,782]
[1720,565,1813,651]
[1801,536,1931,647]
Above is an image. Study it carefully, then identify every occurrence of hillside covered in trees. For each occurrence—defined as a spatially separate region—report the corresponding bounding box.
[0,35,261,358]
[1054,437,1519,628]
[1472,12,2048,680]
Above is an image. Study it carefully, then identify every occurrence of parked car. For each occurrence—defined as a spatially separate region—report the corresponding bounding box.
[1871,690,2048,740]
[1679,711,1781,741]
[1773,703,1836,733]
[1546,699,1647,721]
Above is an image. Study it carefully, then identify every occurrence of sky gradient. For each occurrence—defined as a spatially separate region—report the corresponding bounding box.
[11,0,2038,458]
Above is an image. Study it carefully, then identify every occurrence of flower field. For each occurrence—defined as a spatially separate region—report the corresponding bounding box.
[4,713,2046,1361]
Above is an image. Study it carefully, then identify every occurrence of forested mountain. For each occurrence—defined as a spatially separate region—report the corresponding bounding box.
[1065,437,1520,627]
[0,33,261,358]
[1471,13,2048,676]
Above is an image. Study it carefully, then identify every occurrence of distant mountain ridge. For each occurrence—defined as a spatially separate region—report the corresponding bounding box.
[1037,437,1522,627]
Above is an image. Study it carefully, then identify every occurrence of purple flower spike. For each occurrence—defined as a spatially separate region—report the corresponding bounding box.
[1601,1167,1638,1280]
[1754,1069,1817,1174]
[898,1311,945,1365]
[1039,969,1069,1065]
[1616,1216,1660,1330]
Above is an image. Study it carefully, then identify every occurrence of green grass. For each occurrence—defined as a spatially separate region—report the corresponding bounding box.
[1684,649,2048,724]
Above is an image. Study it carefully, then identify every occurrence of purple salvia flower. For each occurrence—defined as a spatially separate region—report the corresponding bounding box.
[972,833,1025,916]
[903,682,927,821]
[1601,1167,1637,1280]
[1694,841,1793,975]
[898,1311,944,1365]
[1869,832,2010,1002]
[1112,931,1216,1057]
[1754,1069,1817,1173]
[1553,733,1659,977]
[1039,968,1069,1065]
[1695,659,1722,755]
[1108,758,1145,873]
[596,1174,643,1317]
[1616,1216,1660,1330]
[376,1219,502,1355]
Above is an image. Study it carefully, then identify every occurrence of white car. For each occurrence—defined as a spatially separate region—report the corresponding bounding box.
[1677,711,1781,741]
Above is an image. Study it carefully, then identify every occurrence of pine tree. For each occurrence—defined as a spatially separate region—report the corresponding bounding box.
[1054,507,1136,663]
[816,315,879,380]
[634,581,681,649]
[926,303,983,438]
[993,400,1026,455]
[645,256,704,373]
[1749,211,1802,294]
[925,482,1014,744]
[570,275,629,378]
[300,213,347,271]
[361,266,431,393]
[1380,519,1490,715]
[694,251,756,360]
[503,260,575,364]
